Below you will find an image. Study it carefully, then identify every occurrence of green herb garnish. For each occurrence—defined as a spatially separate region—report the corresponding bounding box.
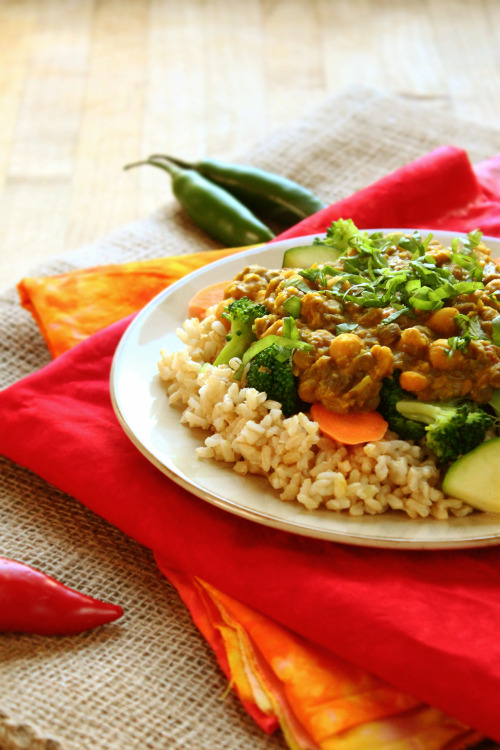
[448,314,488,353]
[282,295,302,318]
[295,225,485,314]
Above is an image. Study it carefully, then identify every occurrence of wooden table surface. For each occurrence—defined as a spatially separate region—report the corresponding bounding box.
[1,0,499,292]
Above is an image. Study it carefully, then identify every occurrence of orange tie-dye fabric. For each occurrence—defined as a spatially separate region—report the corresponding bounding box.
[162,567,482,750]
[17,246,250,358]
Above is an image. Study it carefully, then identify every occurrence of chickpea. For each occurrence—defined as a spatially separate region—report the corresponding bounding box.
[274,289,297,310]
[485,278,500,295]
[370,344,394,378]
[432,249,452,265]
[263,318,285,337]
[458,378,473,397]
[329,333,363,362]
[398,327,429,356]
[399,371,429,393]
[429,339,464,370]
[427,306,459,337]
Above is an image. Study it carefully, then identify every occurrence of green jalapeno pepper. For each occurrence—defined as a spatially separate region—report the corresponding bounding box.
[124,158,275,247]
[150,154,326,229]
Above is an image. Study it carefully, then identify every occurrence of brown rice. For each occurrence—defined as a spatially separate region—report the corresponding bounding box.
[158,307,472,520]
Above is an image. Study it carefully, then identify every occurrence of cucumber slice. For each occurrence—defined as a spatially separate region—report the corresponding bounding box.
[282,244,342,268]
[442,437,500,512]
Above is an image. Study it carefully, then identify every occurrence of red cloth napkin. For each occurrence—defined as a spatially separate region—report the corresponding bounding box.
[2,145,500,741]
[278,145,500,239]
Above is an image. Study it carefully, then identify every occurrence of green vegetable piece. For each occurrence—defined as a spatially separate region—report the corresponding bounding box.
[240,332,312,370]
[448,313,488,353]
[335,322,359,334]
[442,437,500,512]
[282,244,342,268]
[243,317,309,415]
[213,297,267,367]
[282,276,314,294]
[228,316,311,381]
[321,218,363,251]
[396,400,494,464]
[245,343,300,417]
[124,158,274,247]
[489,389,500,417]
[282,295,301,318]
[291,221,486,315]
[282,316,298,340]
[377,372,426,442]
[149,155,326,228]
[492,316,500,347]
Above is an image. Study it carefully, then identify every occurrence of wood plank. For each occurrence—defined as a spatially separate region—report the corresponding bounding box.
[138,0,269,218]
[0,2,38,195]
[137,0,210,218]
[428,0,500,126]
[319,0,381,93]
[7,0,93,180]
[369,0,448,98]
[0,0,93,290]
[204,0,268,155]
[261,0,326,130]
[1,0,500,293]
[64,0,149,251]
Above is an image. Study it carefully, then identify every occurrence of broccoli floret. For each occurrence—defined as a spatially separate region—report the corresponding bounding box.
[396,400,494,464]
[320,218,364,251]
[378,372,495,462]
[246,344,299,417]
[243,317,312,415]
[213,297,267,367]
[377,372,427,442]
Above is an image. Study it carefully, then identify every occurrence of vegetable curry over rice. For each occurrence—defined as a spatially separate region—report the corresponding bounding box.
[223,226,500,414]
[158,221,500,517]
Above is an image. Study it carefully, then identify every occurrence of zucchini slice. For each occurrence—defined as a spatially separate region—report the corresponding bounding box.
[282,244,342,268]
[442,437,500,513]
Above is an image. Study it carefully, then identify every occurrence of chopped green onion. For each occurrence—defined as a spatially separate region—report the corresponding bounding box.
[452,281,484,295]
[282,295,301,318]
[451,253,483,281]
[289,222,486,316]
[447,313,488,354]
[336,322,358,333]
[283,277,312,294]
[282,316,299,340]
[382,307,412,324]
[409,297,442,311]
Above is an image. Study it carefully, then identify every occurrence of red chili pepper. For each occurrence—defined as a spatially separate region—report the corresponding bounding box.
[0,557,123,635]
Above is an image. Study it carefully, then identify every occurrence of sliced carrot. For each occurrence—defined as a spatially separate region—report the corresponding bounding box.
[187,280,232,319]
[310,403,388,445]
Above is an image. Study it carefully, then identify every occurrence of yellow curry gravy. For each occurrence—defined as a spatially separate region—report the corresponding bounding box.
[223,235,500,414]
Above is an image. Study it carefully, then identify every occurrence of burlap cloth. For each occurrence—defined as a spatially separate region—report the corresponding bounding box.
[2,87,500,750]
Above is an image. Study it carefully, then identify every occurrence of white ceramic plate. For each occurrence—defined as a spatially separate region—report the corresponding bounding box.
[110,230,500,549]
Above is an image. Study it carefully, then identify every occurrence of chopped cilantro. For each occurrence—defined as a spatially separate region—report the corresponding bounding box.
[282,277,313,294]
[291,222,485,315]
[335,322,358,333]
[447,314,488,353]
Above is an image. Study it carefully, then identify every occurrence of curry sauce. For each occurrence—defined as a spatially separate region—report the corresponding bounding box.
[224,233,500,413]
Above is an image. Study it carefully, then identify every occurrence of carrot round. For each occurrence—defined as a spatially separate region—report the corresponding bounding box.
[310,403,388,445]
[187,280,232,319]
